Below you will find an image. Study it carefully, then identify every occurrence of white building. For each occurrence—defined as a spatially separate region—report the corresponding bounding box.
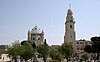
[28,26,44,46]
[0,45,11,62]
[0,54,11,62]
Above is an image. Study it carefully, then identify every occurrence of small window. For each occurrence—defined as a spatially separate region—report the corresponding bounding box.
[33,38,34,40]
[77,48,79,50]
[90,42,92,44]
[0,56,1,59]
[38,38,40,40]
[81,48,83,50]
[80,42,83,44]
[70,20,73,22]
[35,27,37,30]
[70,25,72,28]
[77,42,79,44]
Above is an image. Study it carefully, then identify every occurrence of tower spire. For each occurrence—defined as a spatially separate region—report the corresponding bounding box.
[28,29,31,41]
[69,3,71,9]
[64,4,75,43]
[35,24,37,26]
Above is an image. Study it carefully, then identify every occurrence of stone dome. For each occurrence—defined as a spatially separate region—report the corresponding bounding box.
[31,26,42,34]
[67,9,73,15]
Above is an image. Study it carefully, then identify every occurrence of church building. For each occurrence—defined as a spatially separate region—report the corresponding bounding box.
[64,5,92,59]
[27,26,44,46]
[27,5,93,60]
[64,6,76,47]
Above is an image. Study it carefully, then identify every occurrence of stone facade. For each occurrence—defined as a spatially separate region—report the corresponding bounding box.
[75,40,92,59]
[64,8,76,44]
[28,26,44,46]
[64,8,76,52]
[0,54,11,62]
[0,45,11,62]
[64,7,92,59]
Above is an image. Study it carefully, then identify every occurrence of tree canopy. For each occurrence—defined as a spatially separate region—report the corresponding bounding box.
[61,43,74,62]
[20,41,36,61]
[81,53,89,62]
[7,43,23,62]
[84,36,100,60]
[49,48,61,62]
[37,40,49,62]
[7,40,36,61]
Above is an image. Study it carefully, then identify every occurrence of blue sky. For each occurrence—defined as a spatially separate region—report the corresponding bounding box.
[0,0,100,45]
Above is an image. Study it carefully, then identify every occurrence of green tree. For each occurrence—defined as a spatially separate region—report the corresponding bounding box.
[20,41,36,61]
[91,36,100,60]
[37,40,49,62]
[21,40,27,45]
[84,36,100,60]
[8,40,36,62]
[7,43,24,62]
[84,45,92,53]
[81,53,89,62]
[61,43,74,62]
[21,40,36,49]
[49,48,61,62]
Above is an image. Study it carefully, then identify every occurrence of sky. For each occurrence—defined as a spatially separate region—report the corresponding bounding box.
[0,0,100,45]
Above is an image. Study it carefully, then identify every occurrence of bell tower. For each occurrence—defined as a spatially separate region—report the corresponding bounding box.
[64,4,76,44]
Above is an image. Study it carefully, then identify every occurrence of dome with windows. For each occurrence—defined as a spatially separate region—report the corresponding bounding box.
[31,26,42,34]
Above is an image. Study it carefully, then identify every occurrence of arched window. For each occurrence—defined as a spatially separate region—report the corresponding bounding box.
[70,25,72,28]
[38,38,40,40]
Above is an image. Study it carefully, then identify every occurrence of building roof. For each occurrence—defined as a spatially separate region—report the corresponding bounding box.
[31,26,42,34]
[0,45,8,55]
[67,9,73,15]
